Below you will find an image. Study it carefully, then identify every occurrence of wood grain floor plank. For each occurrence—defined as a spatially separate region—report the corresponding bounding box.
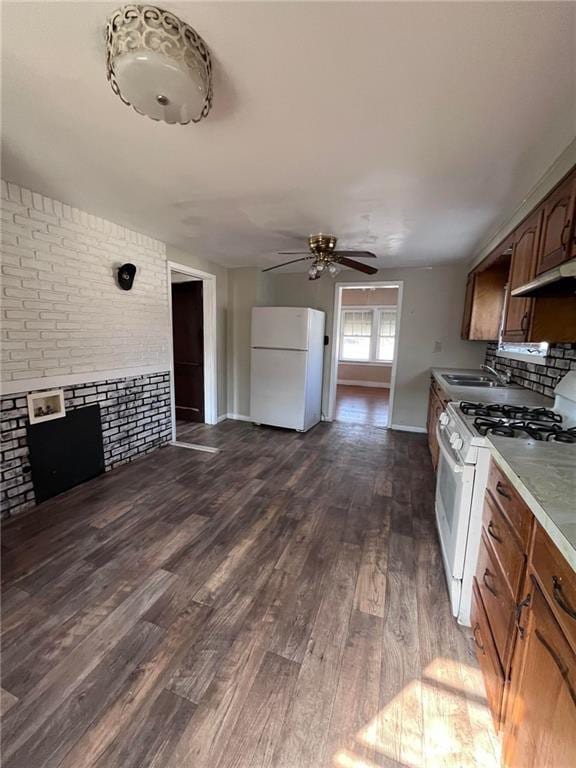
[94,688,196,768]
[57,600,210,768]
[3,620,165,768]
[324,609,384,766]
[1,569,176,762]
[377,530,424,768]
[1,688,18,717]
[215,651,300,768]
[353,511,390,618]
[272,540,361,768]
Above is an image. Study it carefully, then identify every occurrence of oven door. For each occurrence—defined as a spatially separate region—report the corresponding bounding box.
[435,423,476,612]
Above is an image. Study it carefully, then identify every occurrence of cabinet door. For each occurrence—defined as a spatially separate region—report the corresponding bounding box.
[504,581,576,768]
[502,210,541,341]
[536,173,576,275]
[461,273,475,339]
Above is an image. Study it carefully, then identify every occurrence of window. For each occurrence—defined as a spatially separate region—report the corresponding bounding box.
[496,340,548,366]
[339,307,397,363]
[341,310,372,361]
[378,309,396,362]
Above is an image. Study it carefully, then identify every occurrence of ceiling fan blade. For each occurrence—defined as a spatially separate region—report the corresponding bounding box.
[262,257,311,272]
[277,251,311,255]
[338,256,379,275]
[333,250,377,258]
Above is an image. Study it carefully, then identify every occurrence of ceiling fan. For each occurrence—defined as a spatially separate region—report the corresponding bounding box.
[263,234,378,280]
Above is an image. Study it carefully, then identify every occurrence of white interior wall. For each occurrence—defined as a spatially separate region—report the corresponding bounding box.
[1,180,170,395]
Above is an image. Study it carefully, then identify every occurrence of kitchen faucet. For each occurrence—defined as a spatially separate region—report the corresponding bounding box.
[481,364,511,385]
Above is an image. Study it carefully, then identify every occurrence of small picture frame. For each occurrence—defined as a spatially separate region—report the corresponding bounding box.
[27,389,66,425]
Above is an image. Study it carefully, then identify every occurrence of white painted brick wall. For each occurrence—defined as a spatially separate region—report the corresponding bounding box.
[1,180,170,391]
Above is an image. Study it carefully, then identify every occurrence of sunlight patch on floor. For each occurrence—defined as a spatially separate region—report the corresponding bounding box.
[331,657,501,768]
[332,749,381,768]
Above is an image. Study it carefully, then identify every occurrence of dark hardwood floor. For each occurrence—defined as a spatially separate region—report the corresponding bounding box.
[176,418,217,445]
[335,385,390,428]
[1,420,499,768]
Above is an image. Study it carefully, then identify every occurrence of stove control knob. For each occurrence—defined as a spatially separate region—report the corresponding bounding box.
[452,437,464,450]
[449,431,459,445]
[439,412,449,426]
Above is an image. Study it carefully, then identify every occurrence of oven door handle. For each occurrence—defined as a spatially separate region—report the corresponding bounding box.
[436,423,463,474]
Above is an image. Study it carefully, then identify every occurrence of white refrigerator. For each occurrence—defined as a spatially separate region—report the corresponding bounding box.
[250,307,326,432]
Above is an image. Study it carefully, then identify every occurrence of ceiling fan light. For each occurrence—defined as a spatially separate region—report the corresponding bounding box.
[328,263,340,276]
[106,5,213,125]
[308,264,318,278]
[315,262,325,273]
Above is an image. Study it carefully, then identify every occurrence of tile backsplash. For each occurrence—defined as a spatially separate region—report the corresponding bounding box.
[484,343,576,399]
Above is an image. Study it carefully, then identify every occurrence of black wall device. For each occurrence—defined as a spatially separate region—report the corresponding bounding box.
[118,263,137,290]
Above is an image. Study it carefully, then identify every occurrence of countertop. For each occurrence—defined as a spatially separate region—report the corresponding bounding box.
[488,437,576,572]
[431,367,553,407]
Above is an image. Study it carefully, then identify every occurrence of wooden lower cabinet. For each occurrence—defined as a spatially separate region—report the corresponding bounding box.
[472,458,576,767]
[471,580,505,730]
[504,581,576,768]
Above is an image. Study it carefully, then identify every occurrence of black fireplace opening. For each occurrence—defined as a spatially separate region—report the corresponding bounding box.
[27,404,105,503]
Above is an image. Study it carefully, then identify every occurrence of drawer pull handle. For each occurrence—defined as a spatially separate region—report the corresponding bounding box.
[472,623,484,652]
[515,594,531,639]
[560,220,571,250]
[483,569,498,597]
[552,576,576,620]
[487,520,502,543]
[495,481,511,500]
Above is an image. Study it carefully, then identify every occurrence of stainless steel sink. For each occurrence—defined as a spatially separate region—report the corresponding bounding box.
[441,374,504,388]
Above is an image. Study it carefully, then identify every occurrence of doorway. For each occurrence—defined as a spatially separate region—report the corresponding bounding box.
[167,262,218,451]
[172,278,204,426]
[328,282,403,428]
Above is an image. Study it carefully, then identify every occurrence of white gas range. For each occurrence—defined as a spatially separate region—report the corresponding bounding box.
[435,371,576,626]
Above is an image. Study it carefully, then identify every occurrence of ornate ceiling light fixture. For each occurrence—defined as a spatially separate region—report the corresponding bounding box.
[105,4,213,125]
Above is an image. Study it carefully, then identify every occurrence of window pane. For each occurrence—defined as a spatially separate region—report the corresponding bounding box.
[378,337,395,360]
[379,310,396,337]
[342,310,372,337]
[377,309,396,361]
[341,336,371,361]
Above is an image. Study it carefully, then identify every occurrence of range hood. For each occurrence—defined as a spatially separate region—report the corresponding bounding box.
[511,257,576,298]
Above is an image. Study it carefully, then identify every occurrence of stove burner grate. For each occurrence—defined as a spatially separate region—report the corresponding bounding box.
[462,401,563,424]
[472,416,573,441]
[547,428,576,444]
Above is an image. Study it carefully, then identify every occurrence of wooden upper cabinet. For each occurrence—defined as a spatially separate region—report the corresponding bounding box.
[462,238,511,341]
[461,273,475,340]
[504,581,576,768]
[536,172,576,275]
[502,209,542,341]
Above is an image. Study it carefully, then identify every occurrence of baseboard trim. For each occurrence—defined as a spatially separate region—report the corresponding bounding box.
[390,424,427,434]
[224,413,252,422]
[337,380,390,389]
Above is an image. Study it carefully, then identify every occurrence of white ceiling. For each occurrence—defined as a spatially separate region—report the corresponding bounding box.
[2,2,575,271]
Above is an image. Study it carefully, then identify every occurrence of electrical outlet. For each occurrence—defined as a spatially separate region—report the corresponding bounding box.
[433,341,442,353]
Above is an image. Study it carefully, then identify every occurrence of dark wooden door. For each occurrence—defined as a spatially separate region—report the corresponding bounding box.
[502,210,541,342]
[504,581,576,768]
[172,281,204,423]
[536,172,576,275]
